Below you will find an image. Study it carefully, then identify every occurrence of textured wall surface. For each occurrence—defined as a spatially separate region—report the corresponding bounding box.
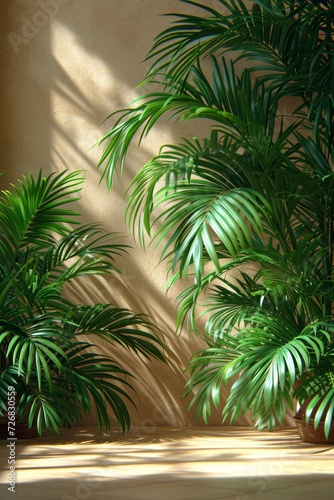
[0,0,267,429]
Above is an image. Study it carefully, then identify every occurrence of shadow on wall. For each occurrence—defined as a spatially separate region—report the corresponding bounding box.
[0,0,253,428]
[0,0,52,182]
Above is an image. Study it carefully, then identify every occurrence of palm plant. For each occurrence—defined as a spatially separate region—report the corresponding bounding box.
[0,170,164,436]
[97,1,334,439]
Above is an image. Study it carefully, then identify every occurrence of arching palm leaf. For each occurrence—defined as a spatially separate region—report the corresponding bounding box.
[0,171,165,435]
[97,0,334,438]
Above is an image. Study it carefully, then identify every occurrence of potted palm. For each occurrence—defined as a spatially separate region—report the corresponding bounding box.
[97,0,334,441]
[0,170,164,437]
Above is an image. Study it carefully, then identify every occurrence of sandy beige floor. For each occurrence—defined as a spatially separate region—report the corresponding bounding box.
[0,426,333,499]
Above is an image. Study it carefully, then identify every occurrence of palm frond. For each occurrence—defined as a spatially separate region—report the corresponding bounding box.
[0,171,84,262]
[65,304,165,362]
[0,170,166,434]
[97,0,334,437]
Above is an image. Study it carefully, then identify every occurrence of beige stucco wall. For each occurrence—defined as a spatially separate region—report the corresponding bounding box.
[0,0,271,430]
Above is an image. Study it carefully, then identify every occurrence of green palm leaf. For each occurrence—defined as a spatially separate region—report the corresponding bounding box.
[0,170,165,434]
[97,0,334,438]
[0,170,83,261]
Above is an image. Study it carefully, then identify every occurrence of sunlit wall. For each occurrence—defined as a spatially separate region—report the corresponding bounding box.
[0,0,286,429]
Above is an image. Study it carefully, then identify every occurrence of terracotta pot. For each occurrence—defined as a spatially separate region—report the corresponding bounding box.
[294,414,334,444]
[293,381,334,443]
